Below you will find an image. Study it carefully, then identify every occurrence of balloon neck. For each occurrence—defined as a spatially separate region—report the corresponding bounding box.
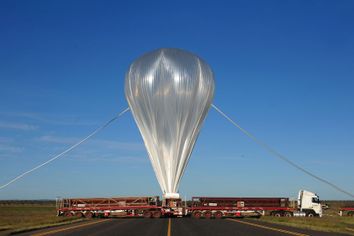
[163,193,180,199]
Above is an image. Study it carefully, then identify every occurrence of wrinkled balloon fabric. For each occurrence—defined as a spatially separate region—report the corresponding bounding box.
[125,48,215,197]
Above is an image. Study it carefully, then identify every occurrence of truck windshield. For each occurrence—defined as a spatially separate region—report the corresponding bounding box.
[312,197,320,203]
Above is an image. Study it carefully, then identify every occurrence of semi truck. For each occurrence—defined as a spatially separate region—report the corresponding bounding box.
[56,189,322,218]
[189,190,322,218]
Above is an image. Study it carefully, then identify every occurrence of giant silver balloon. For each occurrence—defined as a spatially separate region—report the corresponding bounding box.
[125,48,215,198]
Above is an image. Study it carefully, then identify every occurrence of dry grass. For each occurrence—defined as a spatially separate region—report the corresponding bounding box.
[251,200,354,235]
[253,214,354,235]
[0,202,84,235]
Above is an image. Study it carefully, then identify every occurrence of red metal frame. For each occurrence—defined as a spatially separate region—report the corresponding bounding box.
[59,205,161,212]
[57,196,162,216]
[190,206,295,211]
[190,196,294,215]
[341,207,354,211]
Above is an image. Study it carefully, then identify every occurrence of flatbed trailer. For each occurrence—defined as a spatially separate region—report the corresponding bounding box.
[189,196,297,218]
[56,196,165,218]
[339,207,354,216]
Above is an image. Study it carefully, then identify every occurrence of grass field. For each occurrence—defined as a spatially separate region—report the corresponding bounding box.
[254,215,354,235]
[253,201,354,235]
[0,201,84,235]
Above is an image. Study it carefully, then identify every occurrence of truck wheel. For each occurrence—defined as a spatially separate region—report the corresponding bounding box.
[284,212,292,217]
[75,212,83,218]
[64,211,73,217]
[204,211,212,219]
[307,212,315,217]
[153,211,161,218]
[214,211,223,219]
[347,211,353,217]
[143,211,152,218]
[192,211,201,219]
[84,211,93,218]
[274,212,282,217]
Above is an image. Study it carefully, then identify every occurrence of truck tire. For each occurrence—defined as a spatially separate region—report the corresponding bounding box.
[143,211,152,218]
[204,211,212,219]
[284,212,292,217]
[306,211,316,217]
[84,211,93,218]
[64,211,73,217]
[192,211,201,219]
[153,211,161,218]
[273,212,282,217]
[75,211,83,218]
[214,211,223,219]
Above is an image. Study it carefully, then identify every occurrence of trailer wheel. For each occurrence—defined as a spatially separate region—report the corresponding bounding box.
[284,212,292,217]
[273,212,282,217]
[64,211,73,217]
[75,212,83,218]
[214,211,223,219]
[134,210,142,217]
[84,211,93,218]
[204,211,212,219]
[192,211,201,219]
[152,211,161,218]
[348,211,354,217]
[143,211,152,218]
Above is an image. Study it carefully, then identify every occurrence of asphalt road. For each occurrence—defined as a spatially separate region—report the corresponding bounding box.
[20,218,349,236]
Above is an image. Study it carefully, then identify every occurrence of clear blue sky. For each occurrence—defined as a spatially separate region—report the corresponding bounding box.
[1,0,353,200]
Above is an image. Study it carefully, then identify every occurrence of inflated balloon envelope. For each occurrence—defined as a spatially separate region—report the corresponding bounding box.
[125,48,215,199]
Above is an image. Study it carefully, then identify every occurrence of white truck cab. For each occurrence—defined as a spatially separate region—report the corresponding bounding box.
[298,190,322,217]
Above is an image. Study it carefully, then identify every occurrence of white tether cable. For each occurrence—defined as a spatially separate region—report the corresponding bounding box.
[212,104,354,199]
[0,107,130,190]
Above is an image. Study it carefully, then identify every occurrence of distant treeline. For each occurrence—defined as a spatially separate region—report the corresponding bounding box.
[322,200,354,208]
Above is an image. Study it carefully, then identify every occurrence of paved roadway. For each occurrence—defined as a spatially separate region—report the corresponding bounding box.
[20,218,349,236]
